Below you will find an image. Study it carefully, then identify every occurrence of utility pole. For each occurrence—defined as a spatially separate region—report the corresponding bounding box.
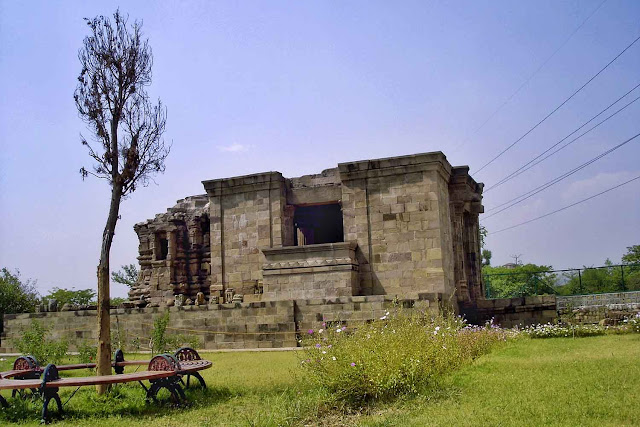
[511,254,523,266]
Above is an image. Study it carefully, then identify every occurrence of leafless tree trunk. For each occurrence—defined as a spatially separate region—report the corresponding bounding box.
[75,10,168,394]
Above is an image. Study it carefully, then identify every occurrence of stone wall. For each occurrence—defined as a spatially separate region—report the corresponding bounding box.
[260,242,359,301]
[131,152,485,310]
[0,295,441,353]
[556,291,640,310]
[338,153,458,300]
[557,291,640,324]
[0,302,297,353]
[203,172,289,300]
[295,295,439,333]
[461,296,557,328]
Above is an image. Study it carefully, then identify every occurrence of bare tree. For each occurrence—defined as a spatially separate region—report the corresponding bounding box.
[74,10,169,394]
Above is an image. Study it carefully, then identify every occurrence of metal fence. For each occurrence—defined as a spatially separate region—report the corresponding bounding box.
[483,263,640,299]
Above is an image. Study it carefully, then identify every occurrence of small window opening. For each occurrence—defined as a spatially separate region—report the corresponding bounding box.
[155,232,169,260]
[293,203,344,246]
[200,218,210,235]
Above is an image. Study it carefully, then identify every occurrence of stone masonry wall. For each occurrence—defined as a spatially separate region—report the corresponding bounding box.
[204,173,287,300]
[339,153,456,300]
[0,295,442,353]
[557,291,640,324]
[295,295,438,333]
[461,296,558,328]
[0,302,297,353]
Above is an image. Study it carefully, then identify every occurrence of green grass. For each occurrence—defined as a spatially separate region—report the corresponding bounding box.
[359,334,640,427]
[2,334,640,426]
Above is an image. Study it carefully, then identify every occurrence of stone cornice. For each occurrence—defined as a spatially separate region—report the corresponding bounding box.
[262,242,358,271]
[338,151,453,182]
[202,172,285,197]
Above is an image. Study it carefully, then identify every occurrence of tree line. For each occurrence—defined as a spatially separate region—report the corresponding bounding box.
[482,245,640,299]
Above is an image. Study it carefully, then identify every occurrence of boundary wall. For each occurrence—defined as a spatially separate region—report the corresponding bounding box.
[0,295,439,353]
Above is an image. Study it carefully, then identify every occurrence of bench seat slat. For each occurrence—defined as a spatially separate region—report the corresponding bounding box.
[0,371,174,390]
[0,369,34,379]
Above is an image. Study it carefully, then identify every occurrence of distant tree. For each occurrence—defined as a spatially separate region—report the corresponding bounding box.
[481,249,492,266]
[483,264,556,298]
[622,245,640,265]
[479,225,487,249]
[44,287,97,307]
[75,9,169,393]
[621,245,640,289]
[0,268,39,332]
[111,263,139,289]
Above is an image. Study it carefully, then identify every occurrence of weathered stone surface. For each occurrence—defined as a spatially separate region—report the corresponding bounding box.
[129,152,485,315]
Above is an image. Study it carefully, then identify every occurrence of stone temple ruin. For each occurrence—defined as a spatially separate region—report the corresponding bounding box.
[3,151,589,353]
[129,151,485,310]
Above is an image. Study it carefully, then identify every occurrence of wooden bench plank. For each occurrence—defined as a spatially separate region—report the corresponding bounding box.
[0,369,34,379]
[0,378,41,390]
[0,370,175,390]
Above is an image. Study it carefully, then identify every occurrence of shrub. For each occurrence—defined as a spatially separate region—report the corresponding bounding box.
[298,310,511,408]
[623,312,640,333]
[77,341,98,365]
[150,312,200,354]
[15,320,68,364]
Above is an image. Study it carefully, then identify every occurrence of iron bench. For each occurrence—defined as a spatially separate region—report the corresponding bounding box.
[0,354,212,423]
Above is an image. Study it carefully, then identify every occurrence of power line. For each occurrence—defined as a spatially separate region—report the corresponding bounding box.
[484,83,640,193]
[482,132,640,219]
[474,33,640,176]
[451,0,609,153]
[489,175,640,235]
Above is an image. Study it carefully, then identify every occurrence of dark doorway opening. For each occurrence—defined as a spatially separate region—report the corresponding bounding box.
[294,203,344,246]
[155,233,169,260]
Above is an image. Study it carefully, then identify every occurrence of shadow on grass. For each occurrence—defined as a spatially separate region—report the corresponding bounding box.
[0,384,236,424]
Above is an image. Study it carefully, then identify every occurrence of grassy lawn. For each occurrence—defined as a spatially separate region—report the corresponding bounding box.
[1,334,640,426]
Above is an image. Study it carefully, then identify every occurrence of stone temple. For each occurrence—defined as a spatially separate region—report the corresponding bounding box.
[1,152,570,353]
[129,151,485,310]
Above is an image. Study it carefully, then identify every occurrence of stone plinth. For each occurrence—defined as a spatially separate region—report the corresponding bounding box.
[259,242,359,301]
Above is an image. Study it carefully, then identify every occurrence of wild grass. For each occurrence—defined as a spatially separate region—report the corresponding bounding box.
[1,332,639,425]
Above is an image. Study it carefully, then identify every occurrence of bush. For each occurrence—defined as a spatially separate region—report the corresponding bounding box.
[623,312,640,333]
[298,310,511,408]
[15,320,68,364]
[77,341,98,365]
[150,312,200,354]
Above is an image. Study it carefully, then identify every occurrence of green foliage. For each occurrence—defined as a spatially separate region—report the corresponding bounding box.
[555,259,639,295]
[77,341,98,368]
[483,264,556,298]
[299,311,511,408]
[111,264,139,288]
[624,312,640,333]
[110,296,127,306]
[44,287,96,306]
[0,268,39,316]
[479,225,487,249]
[151,312,171,354]
[1,336,640,425]
[481,249,492,266]
[150,312,200,354]
[622,245,640,265]
[15,320,68,364]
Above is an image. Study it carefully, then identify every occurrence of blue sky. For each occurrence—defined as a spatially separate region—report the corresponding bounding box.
[1,0,639,298]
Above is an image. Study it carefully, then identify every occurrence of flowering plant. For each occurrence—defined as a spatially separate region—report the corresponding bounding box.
[299,310,511,407]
